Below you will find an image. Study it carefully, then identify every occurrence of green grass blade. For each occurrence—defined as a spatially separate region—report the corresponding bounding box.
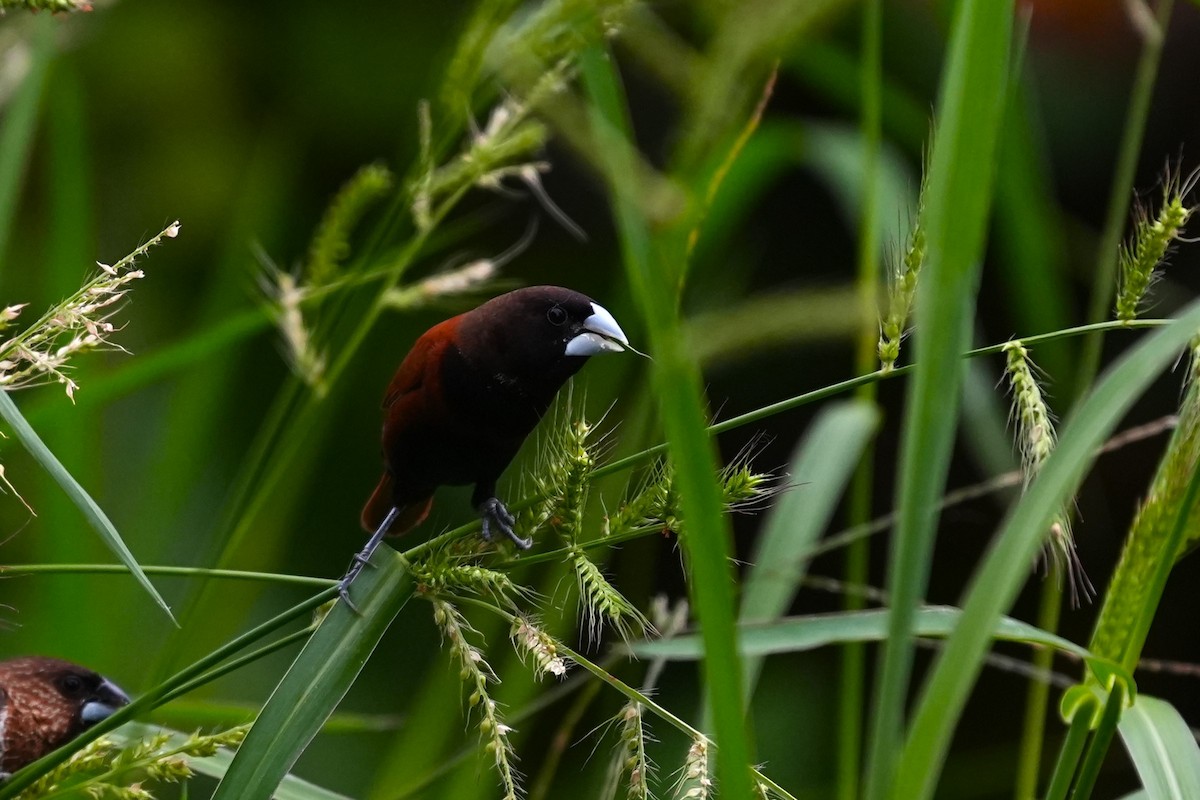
[864,0,1014,796]
[212,553,414,800]
[0,391,175,622]
[632,606,1091,660]
[579,41,756,800]
[1119,694,1200,800]
[740,400,879,699]
[112,723,353,800]
[0,16,52,273]
[894,299,1200,798]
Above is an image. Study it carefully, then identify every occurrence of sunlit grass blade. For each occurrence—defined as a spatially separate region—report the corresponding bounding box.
[864,0,1014,796]
[212,553,414,799]
[740,400,879,699]
[1118,694,1200,799]
[0,391,175,621]
[631,605,1091,661]
[895,298,1200,799]
[579,39,755,800]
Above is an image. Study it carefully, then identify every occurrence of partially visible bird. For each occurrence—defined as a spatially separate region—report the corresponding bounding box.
[345,286,630,598]
[0,656,130,775]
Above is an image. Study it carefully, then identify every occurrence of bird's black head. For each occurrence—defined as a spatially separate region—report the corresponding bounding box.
[457,286,630,394]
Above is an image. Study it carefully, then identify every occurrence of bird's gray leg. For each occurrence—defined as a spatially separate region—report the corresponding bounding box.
[477,496,531,550]
[339,506,400,613]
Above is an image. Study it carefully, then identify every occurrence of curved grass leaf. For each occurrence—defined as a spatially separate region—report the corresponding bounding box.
[896,298,1200,799]
[580,40,756,800]
[212,553,414,799]
[864,0,1014,794]
[0,391,175,621]
[1119,694,1200,800]
[632,605,1090,661]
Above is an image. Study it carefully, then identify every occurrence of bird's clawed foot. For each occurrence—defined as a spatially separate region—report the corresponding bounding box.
[337,552,374,615]
[479,497,532,550]
[338,506,400,615]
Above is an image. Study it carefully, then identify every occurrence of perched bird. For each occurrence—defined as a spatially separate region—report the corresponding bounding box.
[346,286,630,595]
[0,656,130,775]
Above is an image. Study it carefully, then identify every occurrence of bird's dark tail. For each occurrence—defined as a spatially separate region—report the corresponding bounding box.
[360,473,432,535]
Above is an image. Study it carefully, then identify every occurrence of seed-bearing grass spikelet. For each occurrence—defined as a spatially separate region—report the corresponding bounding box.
[16,725,248,799]
[259,261,327,392]
[572,548,651,644]
[0,0,92,11]
[0,221,180,400]
[672,735,712,800]
[431,598,521,800]
[1115,162,1199,322]
[306,163,394,286]
[601,702,654,800]
[414,556,533,610]
[878,145,930,371]
[259,165,393,393]
[517,391,607,544]
[510,615,569,678]
[1003,340,1093,605]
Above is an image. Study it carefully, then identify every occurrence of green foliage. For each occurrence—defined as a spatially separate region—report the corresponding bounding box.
[15,725,248,800]
[5,2,1200,799]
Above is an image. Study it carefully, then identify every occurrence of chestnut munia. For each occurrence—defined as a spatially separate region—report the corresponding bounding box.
[342,286,630,604]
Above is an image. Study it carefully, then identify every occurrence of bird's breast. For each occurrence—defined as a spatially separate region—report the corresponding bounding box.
[380,344,549,494]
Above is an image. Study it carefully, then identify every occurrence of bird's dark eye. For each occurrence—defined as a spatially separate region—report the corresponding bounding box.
[60,674,85,696]
[546,306,568,326]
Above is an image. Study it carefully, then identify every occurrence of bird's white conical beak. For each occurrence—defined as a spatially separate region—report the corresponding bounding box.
[565,302,630,357]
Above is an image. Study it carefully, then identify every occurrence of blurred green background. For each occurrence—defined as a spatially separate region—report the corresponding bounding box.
[2,1,1200,797]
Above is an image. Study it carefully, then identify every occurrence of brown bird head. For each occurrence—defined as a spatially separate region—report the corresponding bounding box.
[456,285,630,397]
[0,656,130,774]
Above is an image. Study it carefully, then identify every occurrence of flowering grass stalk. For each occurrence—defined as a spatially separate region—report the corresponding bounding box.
[431,598,520,800]
[672,735,711,800]
[877,163,929,371]
[1003,340,1092,604]
[1115,163,1198,322]
[15,725,248,800]
[510,615,568,678]
[0,221,179,400]
[607,702,653,800]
